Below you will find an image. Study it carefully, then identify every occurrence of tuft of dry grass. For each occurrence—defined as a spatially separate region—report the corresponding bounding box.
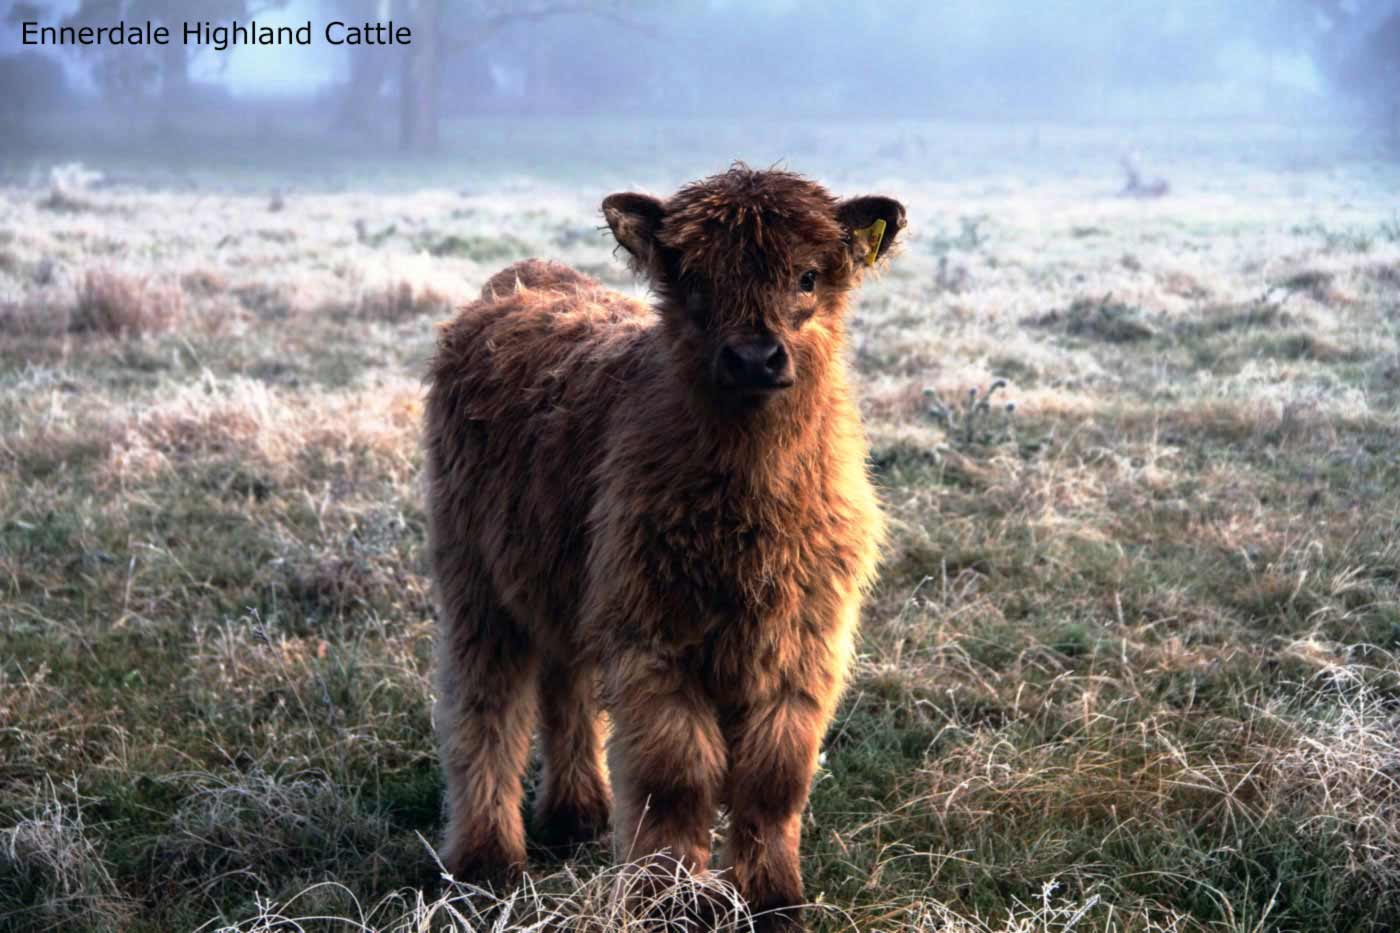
[211,868,1203,932]
[210,856,763,933]
[70,270,186,337]
[1,270,190,338]
[0,782,133,933]
[352,278,454,323]
[153,768,400,898]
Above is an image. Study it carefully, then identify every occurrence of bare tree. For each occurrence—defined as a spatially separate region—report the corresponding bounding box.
[334,0,400,133]
[387,0,652,152]
[397,0,441,151]
[1299,0,1400,145]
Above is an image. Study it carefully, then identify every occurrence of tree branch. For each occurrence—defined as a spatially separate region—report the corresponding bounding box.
[442,2,659,55]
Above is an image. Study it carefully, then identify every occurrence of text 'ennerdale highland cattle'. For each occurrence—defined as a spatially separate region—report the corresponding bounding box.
[20,20,412,51]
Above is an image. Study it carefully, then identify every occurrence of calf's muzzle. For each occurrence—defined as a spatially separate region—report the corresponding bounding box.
[716,337,795,392]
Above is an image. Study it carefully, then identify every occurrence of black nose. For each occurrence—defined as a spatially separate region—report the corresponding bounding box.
[717,338,794,391]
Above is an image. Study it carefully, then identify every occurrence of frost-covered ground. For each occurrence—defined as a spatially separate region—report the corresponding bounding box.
[2,119,1399,932]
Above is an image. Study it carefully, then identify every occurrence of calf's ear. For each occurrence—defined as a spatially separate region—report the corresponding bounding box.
[837,196,907,267]
[602,193,666,275]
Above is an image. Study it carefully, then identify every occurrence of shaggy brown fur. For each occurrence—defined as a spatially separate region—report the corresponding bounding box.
[424,166,904,930]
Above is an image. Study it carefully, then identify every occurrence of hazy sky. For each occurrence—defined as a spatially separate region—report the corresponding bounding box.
[3,0,1395,118]
[1,0,340,96]
[195,0,342,96]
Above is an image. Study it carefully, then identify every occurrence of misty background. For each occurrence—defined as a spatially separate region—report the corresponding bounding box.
[0,0,1397,188]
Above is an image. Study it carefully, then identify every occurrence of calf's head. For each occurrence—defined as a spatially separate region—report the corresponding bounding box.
[604,167,905,406]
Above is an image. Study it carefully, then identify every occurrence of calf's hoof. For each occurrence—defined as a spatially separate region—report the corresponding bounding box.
[532,794,612,853]
[750,904,806,932]
[438,839,524,892]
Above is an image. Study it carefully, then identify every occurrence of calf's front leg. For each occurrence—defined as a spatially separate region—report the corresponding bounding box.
[606,655,727,876]
[721,689,829,931]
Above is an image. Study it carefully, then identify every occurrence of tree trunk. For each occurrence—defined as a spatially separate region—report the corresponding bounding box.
[399,0,441,152]
[339,0,393,133]
[340,53,391,132]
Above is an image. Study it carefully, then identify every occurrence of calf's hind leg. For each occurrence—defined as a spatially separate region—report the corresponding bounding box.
[433,564,538,887]
[533,652,611,850]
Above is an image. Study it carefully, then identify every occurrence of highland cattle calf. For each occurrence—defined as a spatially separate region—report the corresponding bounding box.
[424,166,904,929]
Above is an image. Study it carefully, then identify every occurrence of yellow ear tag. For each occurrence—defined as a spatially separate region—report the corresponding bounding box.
[855,218,887,267]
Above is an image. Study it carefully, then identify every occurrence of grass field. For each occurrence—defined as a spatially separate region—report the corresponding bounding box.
[2,118,1399,931]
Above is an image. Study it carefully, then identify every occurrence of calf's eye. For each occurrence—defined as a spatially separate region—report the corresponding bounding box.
[799,269,818,293]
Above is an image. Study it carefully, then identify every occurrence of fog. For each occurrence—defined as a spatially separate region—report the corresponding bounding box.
[1,0,1398,186]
